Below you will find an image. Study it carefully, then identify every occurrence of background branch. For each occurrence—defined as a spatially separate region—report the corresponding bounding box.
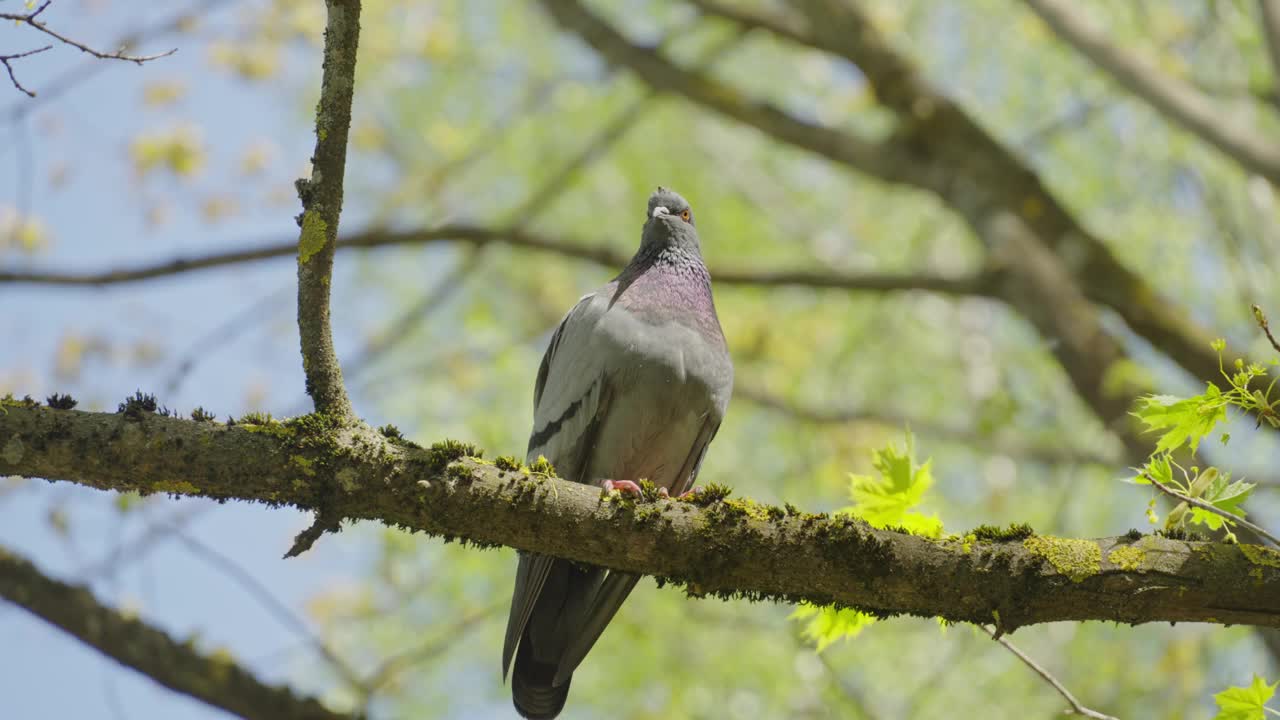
[736,384,1122,467]
[980,625,1119,720]
[1262,0,1280,90]
[0,225,997,297]
[0,545,359,720]
[1023,0,1280,183]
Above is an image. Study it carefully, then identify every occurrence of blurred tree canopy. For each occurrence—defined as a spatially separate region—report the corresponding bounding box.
[3,1,1280,718]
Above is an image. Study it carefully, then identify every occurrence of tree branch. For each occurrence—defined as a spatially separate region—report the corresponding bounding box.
[536,0,906,183]
[0,544,359,720]
[1022,0,1280,184]
[1262,1,1280,111]
[4,0,229,120]
[736,384,1122,467]
[2,403,1278,631]
[980,626,1118,720]
[0,224,997,297]
[0,2,177,67]
[0,46,52,97]
[294,0,361,423]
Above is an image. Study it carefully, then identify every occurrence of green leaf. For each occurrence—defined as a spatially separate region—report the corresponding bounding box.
[1212,675,1277,720]
[793,434,940,651]
[1133,388,1227,454]
[1188,477,1255,529]
[838,434,941,537]
[790,603,876,652]
[1133,454,1173,486]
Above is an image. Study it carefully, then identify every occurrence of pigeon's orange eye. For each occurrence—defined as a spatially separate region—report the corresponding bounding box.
[680,209,691,222]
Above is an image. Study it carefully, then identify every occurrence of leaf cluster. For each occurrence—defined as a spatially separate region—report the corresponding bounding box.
[1130,340,1268,538]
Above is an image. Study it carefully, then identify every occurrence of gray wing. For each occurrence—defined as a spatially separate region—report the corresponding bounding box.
[503,293,611,679]
[549,415,723,684]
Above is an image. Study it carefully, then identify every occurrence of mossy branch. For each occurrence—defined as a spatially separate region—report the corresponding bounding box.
[3,403,1279,631]
[0,544,359,720]
[294,0,360,423]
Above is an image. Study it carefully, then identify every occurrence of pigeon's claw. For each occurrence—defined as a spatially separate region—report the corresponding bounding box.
[602,479,643,496]
[677,486,702,500]
[657,487,670,499]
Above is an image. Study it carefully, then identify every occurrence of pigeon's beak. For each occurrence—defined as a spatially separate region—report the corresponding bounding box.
[651,206,670,218]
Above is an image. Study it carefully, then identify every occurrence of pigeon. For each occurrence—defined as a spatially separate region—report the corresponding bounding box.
[502,187,734,719]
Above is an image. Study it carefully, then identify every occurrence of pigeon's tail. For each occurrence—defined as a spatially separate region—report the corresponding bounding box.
[511,634,571,720]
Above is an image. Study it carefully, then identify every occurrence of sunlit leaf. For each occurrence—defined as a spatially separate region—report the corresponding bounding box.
[1212,675,1276,720]
[1133,387,1227,454]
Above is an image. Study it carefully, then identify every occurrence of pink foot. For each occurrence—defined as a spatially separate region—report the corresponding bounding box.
[677,486,701,500]
[603,479,643,496]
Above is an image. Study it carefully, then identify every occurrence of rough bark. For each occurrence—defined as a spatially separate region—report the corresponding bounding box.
[294,0,361,422]
[2,402,1278,632]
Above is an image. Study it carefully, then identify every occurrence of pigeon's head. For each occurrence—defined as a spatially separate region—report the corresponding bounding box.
[642,186,700,253]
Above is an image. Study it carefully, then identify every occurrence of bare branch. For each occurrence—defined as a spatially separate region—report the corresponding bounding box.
[736,384,1122,468]
[165,523,368,692]
[0,544,360,720]
[0,224,998,298]
[0,46,52,97]
[5,0,228,119]
[980,626,1119,720]
[2,403,1278,630]
[510,27,746,226]
[0,2,177,69]
[361,605,497,694]
[292,0,361,425]
[1023,0,1280,184]
[536,0,904,183]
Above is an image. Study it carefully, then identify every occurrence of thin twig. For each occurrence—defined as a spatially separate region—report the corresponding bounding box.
[164,523,367,693]
[814,649,884,720]
[1254,305,1280,356]
[1142,473,1280,546]
[163,285,294,395]
[0,2,177,64]
[342,251,483,380]
[0,46,52,97]
[360,604,497,693]
[3,0,229,121]
[980,626,1119,720]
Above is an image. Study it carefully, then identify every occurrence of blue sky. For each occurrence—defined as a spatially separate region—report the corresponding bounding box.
[0,3,403,717]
